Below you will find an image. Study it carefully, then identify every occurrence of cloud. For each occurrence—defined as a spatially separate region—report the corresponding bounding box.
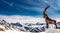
[0,0,60,23]
[0,15,59,24]
[1,0,14,6]
[42,0,59,10]
[1,0,43,12]
[0,15,45,24]
[57,0,60,8]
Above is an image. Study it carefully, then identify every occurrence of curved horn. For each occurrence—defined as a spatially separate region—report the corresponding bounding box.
[45,6,50,10]
[43,6,50,18]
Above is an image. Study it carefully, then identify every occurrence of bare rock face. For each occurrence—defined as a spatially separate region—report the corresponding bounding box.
[0,27,4,31]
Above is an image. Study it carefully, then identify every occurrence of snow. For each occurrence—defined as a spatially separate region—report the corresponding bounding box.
[45,28,60,33]
[0,30,45,33]
[49,24,56,29]
[0,15,45,23]
[0,24,45,33]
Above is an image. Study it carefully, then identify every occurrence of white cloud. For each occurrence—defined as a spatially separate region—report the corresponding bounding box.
[0,15,45,24]
[42,0,59,10]
[1,0,14,6]
[0,15,59,25]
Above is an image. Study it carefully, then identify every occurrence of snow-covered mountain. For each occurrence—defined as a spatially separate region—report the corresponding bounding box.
[2,19,60,33]
[0,19,46,32]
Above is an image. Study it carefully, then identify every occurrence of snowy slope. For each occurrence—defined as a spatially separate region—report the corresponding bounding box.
[0,19,45,33]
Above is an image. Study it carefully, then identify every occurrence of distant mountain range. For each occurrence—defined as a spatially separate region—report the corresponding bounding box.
[11,22,23,27]
[57,22,60,25]
[24,22,45,26]
[0,19,60,32]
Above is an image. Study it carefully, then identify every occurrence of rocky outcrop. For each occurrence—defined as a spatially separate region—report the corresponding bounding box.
[0,27,4,31]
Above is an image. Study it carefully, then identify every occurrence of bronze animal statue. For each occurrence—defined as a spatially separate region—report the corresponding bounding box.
[43,6,57,28]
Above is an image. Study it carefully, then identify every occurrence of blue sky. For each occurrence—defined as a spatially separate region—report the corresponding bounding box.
[0,0,60,18]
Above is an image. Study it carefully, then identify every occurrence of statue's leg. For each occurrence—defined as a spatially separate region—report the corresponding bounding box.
[46,23,48,28]
[55,23,57,29]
